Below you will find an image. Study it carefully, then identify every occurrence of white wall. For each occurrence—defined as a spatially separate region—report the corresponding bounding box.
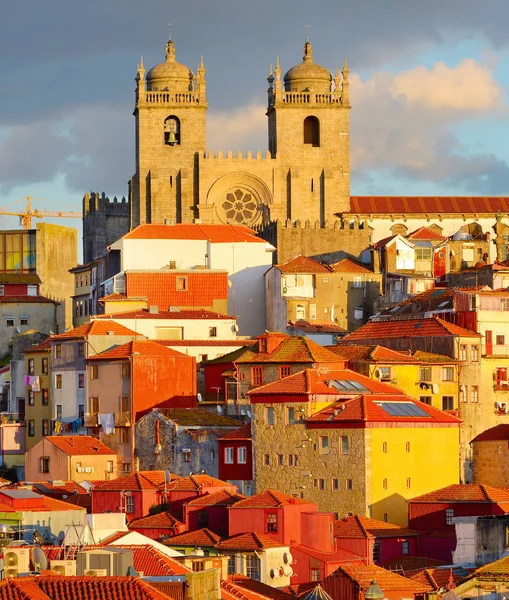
[265,268,287,332]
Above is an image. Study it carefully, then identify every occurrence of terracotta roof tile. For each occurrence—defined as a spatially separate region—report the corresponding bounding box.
[409,484,509,504]
[334,515,417,539]
[155,408,243,427]
[87,339,187,361]
[349,196,509,215]
[168,474,232,492]
[406,227,445,241]
[51,321,138,339]
[328,345,416,363]
[45,436,116,456]
[330,258,374,273]
[407,567,464,590]
[164,527,222,547]
[471,424,509,443]
[25,338,52,353]
[100,293,128,302]
[276,255,332,274]
[122,223,267,243]
[128,511,184,530]
[95,308,235,320]
[221,579,277,600]
[0,493,86,514]
[288,320,347,334]
[325,564,431,593]
[227,576,296,600]
[185,490,246,507]
[473,554,509,577]
[236,336,344,364]
[0,295,58,304]
[342,317,479,341]
[217,423,251,440]
[0,273,41,284]
[93,470,180,491]
[216,532,284,550]
[383,556,447,572]
[109,544,190,576]
[231,489,313,509]
[157,340,252,347]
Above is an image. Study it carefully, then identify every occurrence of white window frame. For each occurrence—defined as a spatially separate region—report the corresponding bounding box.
[237,447,247,464]
[225,447,234,464]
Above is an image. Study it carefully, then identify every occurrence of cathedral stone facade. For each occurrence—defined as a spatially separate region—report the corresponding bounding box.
[129,37,351,229]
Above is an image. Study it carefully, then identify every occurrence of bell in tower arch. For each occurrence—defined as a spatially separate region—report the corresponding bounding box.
[164,116,180,145]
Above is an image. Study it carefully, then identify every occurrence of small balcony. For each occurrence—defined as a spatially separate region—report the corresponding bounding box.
[84,413,98,427]
[114,412,131,426]
[0,413,25,425]
[494,381,509,392]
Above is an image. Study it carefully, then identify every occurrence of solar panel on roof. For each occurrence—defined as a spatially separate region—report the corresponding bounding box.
[431,290,446,297]
[329,380,368,392]
[1,489,41,499]
[376,402,429,417]
[414,322,423,328]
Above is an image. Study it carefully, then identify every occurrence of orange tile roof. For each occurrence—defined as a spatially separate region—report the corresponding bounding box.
[334,515,417,539]
[0,295,57,304]
[342,317,479,341]
[235,336,344,364]
[276,255,332,274]
[128,511,184,530]
[100,293,128,301]
[26,481,89,496]
[327,563,432,593]
[164,527,222,547]
[0,494,86,514]
[473,554,509,577]
[409,484,509,504]
[307,395,461,425]
[288,320,347,334]
[95,308,235,320]
[157,340,251,347]
[383,556,447,572]
[217,423,251,440]
[93,470,179,491]
[25,338,52,353]
[472,424,509,443]
[0,575,177,600]
[168,474,232,492]
[349,196,509,216]
[185,490,246,507]
[122,223,267,243]
[156,408,242,427]
[230,489,313,509]
[227,576,296,600]
[248,368,401,397]
[407,567,464,590]
[406,227,445,241]
[216,532,284,550]
[109,544,190,576]
[51,320,138,339]
[221,579,279,600]
[328,344,417,363]
[330,258,374,273]
[87,339,187,361]
[45,436,116,456]
[125,270,228,309]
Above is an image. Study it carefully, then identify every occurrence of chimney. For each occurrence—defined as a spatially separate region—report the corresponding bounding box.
[168,261,177,269]
[372,248,380,274]
[148,306,159,314]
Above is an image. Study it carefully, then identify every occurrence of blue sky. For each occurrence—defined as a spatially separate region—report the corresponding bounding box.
[2,0,509,244]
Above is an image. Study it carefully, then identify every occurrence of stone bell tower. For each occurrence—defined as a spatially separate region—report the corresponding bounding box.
[130,37,207,227]
[267,40,351,224]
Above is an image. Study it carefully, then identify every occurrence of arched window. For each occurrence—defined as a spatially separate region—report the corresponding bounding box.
[164,115,181,146]
[304,116,320,147]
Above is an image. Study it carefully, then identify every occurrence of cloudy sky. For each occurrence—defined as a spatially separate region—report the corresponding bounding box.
[2,0,509,239]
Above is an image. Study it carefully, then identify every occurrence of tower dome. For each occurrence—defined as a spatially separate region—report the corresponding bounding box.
[284,41,331,93]
[146,39,194,92]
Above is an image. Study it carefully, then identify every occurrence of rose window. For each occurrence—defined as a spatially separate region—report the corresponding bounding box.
[222,189,258,224]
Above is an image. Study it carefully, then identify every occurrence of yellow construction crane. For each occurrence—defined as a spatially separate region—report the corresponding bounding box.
[0,196,82,230]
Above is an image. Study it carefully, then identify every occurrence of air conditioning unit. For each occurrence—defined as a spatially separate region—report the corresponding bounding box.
[5,568,19,578]
[419,382,430,390]
[270,568,280,579]
[84,569,107,576]
[51,560,77,576]
[4,548,30,574]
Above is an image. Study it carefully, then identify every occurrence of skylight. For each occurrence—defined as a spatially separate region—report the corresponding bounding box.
[375,402,429,417]
[328,380,369,392]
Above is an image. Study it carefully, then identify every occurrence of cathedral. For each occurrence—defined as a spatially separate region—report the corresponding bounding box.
[129,36,351,229]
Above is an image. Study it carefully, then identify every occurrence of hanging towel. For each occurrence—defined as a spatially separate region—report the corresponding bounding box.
[98,413,115,435]
[53,421,62,434]
[24,375,31,387]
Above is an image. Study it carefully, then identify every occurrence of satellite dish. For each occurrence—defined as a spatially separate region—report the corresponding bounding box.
[240,409,245,416]
[197,393,202,403]
[33,530,44,547]
[164,470,172,485]
[217,406,222,413]
[32,546,48,572]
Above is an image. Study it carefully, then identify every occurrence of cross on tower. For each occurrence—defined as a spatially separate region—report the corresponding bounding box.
[168,22,173,40]
[305,23,311,41]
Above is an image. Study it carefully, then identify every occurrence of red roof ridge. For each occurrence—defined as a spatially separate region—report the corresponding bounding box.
[354,514,370,537]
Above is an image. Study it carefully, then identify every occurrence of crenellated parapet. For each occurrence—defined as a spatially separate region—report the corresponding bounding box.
[203,150,273,161]
[83,192,129,216]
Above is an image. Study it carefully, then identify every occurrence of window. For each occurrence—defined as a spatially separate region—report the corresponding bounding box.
[77,343,85,357]
[309,304,317,320]
[445,508,454,525]
[382,441,387,453]
[405,442,410,453]
[441,367,454,381]
[311,568,321,582]
[471,386,479,403]
[55,374,62,389]
[296,304,306,320]
[210,450,215,461]
[319,436,329,455]
[497,334,506,345]
[266,513,278,533]
[378,367,391,381]
[442,396,454,411]
[459,345,467,361]
[406,478,411,489]
[90,397,99,413]
[263,454,270,466]
[279,365,292,379]
[419,367,432,382]
[497,367,508,382]
[245,554,261,581]
[78,404,84,420]
[119,428,130,444]
[0,285,3,295]
[28,359,34,375]
[471,345,479,362]
[20,316,29,326]
[197,510,209,529]
[340,436,349,455]
[90,365,99,380]
[77,373,85,389]
[318,479,325,490]
[28,420,35,437]
[288,454,298,466]
[332,479,339,491]
[176,276,188,291]
[56,405,62,419]
[383,513,388,523]
[207,326,218,339]
[402,541,410,555]
[225,447,234,464]
[41,357,48,374]
[250,366,263,386]
[460,387,467,403]
[122,462,131,473]
[278,454,284,466]
[42,419,49,436]
[303,116,320,147]
[228,555,236,575]
[183,449,191,463]
[382,478,388,489]
[121,363,130,379]
[346,479,353,491]
[120,396,130,413]
[28,390,34,406]
[237,447,247,464]
[353,276,363,288]
[39,456,49,473]
[373,542,381,563]
[420,396,432,405]
[415,247,432,260]
[55,344,62,358]
[125,495,134,514]
[354,306,364,320]
[42,389,49,406]
[266,407,275,426]
[287,407,297,425]
[6,317,14,327]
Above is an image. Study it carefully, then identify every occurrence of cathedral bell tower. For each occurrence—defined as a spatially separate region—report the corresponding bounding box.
[267,40,351,224]
[130,37,207,227]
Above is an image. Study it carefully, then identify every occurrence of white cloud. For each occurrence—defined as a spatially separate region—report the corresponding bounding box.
[207,104,267,154]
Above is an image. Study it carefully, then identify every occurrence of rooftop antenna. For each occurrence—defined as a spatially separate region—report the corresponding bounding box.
[305,23,311,42]
[168,21,173,40]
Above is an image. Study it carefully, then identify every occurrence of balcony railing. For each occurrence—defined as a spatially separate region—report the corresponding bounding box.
[114,412,131,426]
[483,345,509,357]
[84,413,98,427]
[494,381,509,392]
[0,413,25,425]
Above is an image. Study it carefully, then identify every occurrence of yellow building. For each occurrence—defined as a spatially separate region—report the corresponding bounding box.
[330,345,460,413]
[250,367,460,526]
[24,338,52,450]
